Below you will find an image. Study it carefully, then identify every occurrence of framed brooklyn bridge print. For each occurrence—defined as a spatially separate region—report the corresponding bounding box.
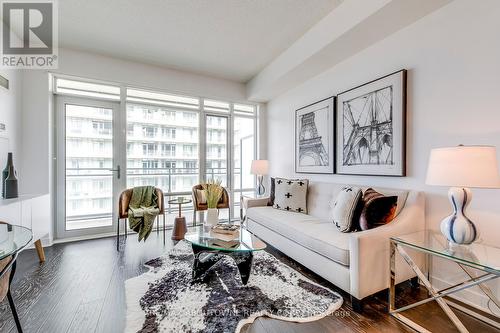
[295,97,335,174]
[336,70,406,176]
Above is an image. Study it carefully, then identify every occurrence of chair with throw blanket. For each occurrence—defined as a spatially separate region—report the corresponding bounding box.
[191,184,230,225]
[117,186,165,250]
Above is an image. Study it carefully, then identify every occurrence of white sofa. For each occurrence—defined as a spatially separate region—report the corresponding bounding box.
[245,181,425,311]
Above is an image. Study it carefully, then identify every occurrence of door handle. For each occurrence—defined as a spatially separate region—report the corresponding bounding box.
[109,165,121,179]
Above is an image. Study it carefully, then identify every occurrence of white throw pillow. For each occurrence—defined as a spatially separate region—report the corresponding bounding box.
[273,178,308,214]
[332,186,362,232]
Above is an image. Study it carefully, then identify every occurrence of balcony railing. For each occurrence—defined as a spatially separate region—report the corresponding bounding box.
[66,167,251,225]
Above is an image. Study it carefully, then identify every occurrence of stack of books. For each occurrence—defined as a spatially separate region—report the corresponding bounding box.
[209,239,240,249]
[210,224,240,244]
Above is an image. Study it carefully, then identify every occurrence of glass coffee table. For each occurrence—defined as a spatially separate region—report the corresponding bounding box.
[0,223,32,332]
[184,226,266,285]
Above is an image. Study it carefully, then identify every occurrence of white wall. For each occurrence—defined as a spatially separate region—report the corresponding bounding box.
[265,0,500,313]
[0,69,22,172]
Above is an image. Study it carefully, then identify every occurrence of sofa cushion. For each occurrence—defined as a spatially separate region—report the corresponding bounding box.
[305,181,409,220]
[332,186,363,232]
[247,206,350,266]
[359,188,398,230]
[273,178,308,214]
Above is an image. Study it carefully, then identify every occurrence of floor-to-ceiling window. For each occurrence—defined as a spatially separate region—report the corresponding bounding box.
[125,88,201,195]
[55,76,257,238]
[233,103,256,210]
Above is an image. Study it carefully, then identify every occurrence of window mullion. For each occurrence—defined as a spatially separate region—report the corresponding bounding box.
[199,99,206,184]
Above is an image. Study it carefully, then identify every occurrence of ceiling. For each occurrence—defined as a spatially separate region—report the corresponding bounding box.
[58,0,342,83]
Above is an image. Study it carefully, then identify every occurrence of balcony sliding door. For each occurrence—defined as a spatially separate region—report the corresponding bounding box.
[56,96,123,238]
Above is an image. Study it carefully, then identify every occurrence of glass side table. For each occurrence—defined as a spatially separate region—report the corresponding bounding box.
[390,230,500,333]
[0,223,32,332]
[168,198,192,240]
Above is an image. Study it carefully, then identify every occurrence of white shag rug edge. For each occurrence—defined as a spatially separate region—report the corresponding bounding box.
[125,265,159,333]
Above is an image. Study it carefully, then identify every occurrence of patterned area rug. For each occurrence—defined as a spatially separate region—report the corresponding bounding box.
[125,241,342,333]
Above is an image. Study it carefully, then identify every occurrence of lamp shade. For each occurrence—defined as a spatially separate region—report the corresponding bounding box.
[250,160,269,175]
[426,146,500,188]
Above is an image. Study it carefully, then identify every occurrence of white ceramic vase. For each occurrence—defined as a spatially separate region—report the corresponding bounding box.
[206,208,219,226]
[440,187,477,245]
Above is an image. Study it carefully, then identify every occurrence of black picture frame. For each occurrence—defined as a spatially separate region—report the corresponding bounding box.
[335,69,407,176]
[295,96,336,174]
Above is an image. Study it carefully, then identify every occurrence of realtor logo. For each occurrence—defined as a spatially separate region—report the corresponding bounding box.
[1,0,58,68]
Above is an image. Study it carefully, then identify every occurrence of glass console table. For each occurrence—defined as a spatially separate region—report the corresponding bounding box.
[390,230,500,333]
[0,223,32,332]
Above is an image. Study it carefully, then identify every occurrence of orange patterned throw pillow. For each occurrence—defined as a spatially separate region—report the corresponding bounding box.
[359,188,397,230]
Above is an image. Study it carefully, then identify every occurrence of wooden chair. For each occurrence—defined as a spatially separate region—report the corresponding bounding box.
[191,184,231,225]
[117,187,166,250]
[0,222,22,332]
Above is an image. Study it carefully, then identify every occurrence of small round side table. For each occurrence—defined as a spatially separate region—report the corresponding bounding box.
[169,198,192,240]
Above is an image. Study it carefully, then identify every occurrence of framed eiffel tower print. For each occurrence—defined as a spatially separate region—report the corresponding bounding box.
[295,97,335,174]
[336,70,407,176]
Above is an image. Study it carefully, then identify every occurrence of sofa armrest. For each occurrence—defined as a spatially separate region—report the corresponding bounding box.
[349,191,425,299]
[245,197,269,209]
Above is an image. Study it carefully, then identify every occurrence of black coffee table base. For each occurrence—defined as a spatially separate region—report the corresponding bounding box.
[191,244,254,285]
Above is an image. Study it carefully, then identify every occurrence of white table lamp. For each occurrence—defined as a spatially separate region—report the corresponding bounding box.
[426,145,500,244]
[251,160,269,196]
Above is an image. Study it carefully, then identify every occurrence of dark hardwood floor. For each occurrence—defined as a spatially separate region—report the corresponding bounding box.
[0,229,498,333]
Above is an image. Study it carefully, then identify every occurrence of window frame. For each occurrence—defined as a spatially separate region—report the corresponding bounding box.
[53,74,259,223]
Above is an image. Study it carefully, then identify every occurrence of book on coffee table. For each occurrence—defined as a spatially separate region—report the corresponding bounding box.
[211,223,239,235]
[209,238,240,249]
[209,230,239,242]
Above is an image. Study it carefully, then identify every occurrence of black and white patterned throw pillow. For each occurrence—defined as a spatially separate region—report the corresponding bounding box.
[332,186,363,232]
[273,178,308,214]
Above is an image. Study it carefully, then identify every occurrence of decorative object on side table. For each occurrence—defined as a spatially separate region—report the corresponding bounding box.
[2,152,18,199]
[336,70,406,176]
[426,145,500,245]
[295,97,335,174]
[202,179,224,226]
[169,197,192,240]
[250,159,268,196]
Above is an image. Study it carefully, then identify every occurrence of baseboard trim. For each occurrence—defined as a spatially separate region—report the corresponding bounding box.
[431,275,500,321]
[53,226,173,244]
[445,297,500,329]
[53,232,119,244]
